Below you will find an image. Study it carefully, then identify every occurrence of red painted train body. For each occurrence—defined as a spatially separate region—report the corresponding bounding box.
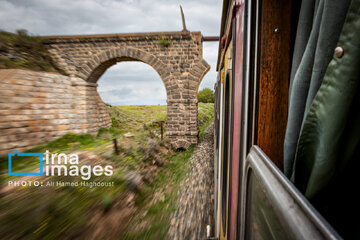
[212,0,360,239]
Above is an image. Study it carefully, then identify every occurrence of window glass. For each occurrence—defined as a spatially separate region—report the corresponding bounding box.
[245,171,289,240]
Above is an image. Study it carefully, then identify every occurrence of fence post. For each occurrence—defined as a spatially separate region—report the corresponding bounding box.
[113,138,119,155]
[160,121,164,141]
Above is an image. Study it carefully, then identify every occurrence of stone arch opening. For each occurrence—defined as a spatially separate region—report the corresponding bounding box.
[78,46,210,148]
[97,61,167,105]
[79,47,177,144]
[77,47,172,91]
[54,40,210,149]
[191,59,211,94]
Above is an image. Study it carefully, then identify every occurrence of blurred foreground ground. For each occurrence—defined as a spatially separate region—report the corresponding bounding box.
[168,123,214,240]
[0,103,214,240]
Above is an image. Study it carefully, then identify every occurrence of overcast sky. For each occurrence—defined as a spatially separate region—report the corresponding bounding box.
[0,0,222,105]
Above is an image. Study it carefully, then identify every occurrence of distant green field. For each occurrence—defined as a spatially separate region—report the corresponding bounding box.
[108,105,167,132]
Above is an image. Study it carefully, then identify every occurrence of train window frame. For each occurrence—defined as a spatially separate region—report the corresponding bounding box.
[221,69,233,237]
[236,0,260,236]
[239,146,340,239]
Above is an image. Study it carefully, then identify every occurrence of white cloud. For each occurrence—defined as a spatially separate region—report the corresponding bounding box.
[0,0,222,105]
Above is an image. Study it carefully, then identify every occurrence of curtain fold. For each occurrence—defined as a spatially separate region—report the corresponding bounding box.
[284,0,360,237]
[284,0,351,177]
[292,0,360,197]
[290,1,360,237]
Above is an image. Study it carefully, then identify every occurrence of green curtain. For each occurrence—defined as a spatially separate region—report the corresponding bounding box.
[285,0,360,237]
[284,0,351,178]
[292,0,360,205]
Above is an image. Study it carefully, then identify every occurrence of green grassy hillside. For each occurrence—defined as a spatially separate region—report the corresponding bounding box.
[0,104,214,240]
[0,30,64,73]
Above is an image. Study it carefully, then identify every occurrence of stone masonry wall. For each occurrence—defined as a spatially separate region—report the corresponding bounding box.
[0,69,111,156]
[43,31,210,149]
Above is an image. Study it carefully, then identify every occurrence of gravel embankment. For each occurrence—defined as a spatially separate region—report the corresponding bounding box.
[168,123,215,240]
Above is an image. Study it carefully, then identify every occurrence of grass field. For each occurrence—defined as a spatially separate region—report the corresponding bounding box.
[0,103,214,240]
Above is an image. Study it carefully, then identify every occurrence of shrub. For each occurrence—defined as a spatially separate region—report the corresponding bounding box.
[197,88,214,103]
[16,29,29,37]
[159,36,171,47]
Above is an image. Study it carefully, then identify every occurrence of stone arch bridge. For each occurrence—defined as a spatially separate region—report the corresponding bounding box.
[42,31,210,149]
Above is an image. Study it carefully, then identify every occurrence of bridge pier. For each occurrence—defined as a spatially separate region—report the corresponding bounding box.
[167,99,199,149]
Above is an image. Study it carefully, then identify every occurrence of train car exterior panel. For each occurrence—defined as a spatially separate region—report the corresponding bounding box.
[212,0,358,239]
[219,42,234,240]
[228,0,245,239]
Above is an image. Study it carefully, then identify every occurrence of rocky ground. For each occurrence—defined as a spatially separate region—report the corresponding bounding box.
[168,123,215,240]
